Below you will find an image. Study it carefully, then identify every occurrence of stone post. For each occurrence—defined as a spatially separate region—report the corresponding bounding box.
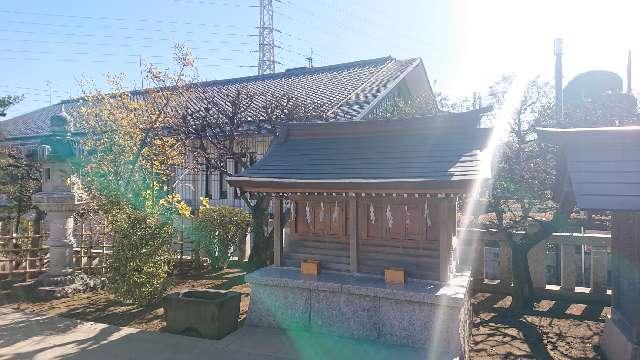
[560,243,577,292]
[590,248,607,295]
[498,240,512,286]
[527,241,546,291]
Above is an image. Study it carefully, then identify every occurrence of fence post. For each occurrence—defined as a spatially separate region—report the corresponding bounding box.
[498,240,512,286]
[591,247,607,295]
[561,242,577,292]
[472,243,485,288]
[528,241,547,291]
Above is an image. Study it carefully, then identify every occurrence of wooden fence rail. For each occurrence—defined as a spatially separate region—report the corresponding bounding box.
[0,218,197,281]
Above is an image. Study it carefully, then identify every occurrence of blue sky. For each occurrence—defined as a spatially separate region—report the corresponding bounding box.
[1,0,639,118]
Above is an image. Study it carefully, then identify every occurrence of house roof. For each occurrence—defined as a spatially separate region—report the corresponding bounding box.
[227,110,492,194]
[0,56,427,140]
[538,126,640,211]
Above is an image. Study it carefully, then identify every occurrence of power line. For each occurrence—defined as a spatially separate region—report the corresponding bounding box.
[0,9,242,29]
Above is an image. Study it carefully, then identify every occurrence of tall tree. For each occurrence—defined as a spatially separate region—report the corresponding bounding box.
[172,85,329,266]
[485,77,572,309]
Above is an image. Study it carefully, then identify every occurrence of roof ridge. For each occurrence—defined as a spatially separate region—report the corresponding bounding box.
[194,56,395,88]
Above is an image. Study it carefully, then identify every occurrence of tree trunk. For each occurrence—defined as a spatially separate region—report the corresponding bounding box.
[510,243,535,310]
[248,197,271,267]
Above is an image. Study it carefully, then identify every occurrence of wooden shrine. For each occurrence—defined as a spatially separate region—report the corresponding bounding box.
[229,112,491,281]
[539,126,640,360]
[229,112,491,355]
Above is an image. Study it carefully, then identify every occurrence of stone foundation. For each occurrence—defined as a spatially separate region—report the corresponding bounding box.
[246,266,471,358]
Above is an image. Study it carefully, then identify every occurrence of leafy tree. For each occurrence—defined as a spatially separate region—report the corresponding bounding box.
[0,143,41,234]
[78,46,195,303]
[193,199,251,271]
[0,95,23,117]
[484,76,572,309]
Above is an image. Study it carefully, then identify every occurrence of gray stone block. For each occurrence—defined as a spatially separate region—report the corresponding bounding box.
[163,289,240,340]
[246,283,311,330]
[310,289,379,340]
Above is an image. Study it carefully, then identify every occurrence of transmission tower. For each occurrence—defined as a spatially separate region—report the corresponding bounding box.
[257,0,276,75]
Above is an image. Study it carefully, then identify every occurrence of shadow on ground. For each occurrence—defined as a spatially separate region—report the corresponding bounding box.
[0,262,252,333]
[470,292,609,359]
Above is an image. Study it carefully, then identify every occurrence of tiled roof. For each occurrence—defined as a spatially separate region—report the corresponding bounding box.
[228,113,491,193]
[0,56,422,139]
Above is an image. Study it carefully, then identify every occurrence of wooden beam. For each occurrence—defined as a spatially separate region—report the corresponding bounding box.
[438,199,453,282]
[348,198,358,272]
[273,198,283,267]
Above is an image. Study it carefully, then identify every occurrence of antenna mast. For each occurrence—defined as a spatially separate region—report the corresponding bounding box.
[257,0,276,75]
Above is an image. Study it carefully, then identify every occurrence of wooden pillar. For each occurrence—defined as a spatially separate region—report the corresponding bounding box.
[590,247,607,295]
[348,198,358,273]
[560,242,577,292]
[273,197,283,267]
[438,199,453,282]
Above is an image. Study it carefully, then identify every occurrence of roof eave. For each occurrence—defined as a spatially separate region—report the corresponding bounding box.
[227,176,479,194]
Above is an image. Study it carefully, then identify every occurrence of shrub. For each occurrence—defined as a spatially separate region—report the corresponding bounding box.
[105,204,175,305]
[193,202,251,271]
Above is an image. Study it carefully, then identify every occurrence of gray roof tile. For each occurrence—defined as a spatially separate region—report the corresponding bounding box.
[1,57,421,139]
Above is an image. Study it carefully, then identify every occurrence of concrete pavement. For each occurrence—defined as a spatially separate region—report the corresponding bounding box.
[0,307,429,359]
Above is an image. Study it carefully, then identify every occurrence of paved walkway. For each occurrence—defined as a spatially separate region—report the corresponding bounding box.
[0,307,429,360]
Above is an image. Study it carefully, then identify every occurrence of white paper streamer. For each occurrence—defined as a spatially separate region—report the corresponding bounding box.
[369,204,375,224]
[386,204,393,228]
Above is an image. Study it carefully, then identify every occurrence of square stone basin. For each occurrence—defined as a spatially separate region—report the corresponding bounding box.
[163,289,240,339]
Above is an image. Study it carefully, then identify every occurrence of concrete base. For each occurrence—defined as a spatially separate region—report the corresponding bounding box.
[601,318,640,360]
[12,272,102,300]
[246,266,471,359]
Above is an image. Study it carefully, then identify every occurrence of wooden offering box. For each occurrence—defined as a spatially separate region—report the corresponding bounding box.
[301,259,320,276]
[385,267,406,285]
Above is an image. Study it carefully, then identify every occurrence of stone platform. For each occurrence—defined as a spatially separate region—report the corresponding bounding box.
[246,266,472,358]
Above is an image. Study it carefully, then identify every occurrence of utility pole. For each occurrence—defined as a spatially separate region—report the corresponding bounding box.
[305,48,314,68]
[257,0,276,75]
[554,38,564,123]
[46,80,52,105]
[627,50,632,95]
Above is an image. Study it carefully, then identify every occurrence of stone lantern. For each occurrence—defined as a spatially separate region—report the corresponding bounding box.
[25,110,95,297]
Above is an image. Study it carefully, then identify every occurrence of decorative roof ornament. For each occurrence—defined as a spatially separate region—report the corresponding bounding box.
[369,203,375,224]
[386,204,393,228]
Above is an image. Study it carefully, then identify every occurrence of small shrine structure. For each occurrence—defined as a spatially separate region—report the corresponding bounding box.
[539,126,640,360]
[228,112,491,356]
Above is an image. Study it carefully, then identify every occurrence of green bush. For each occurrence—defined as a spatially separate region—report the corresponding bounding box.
[193,205,251,271]
[105,204,175,305]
